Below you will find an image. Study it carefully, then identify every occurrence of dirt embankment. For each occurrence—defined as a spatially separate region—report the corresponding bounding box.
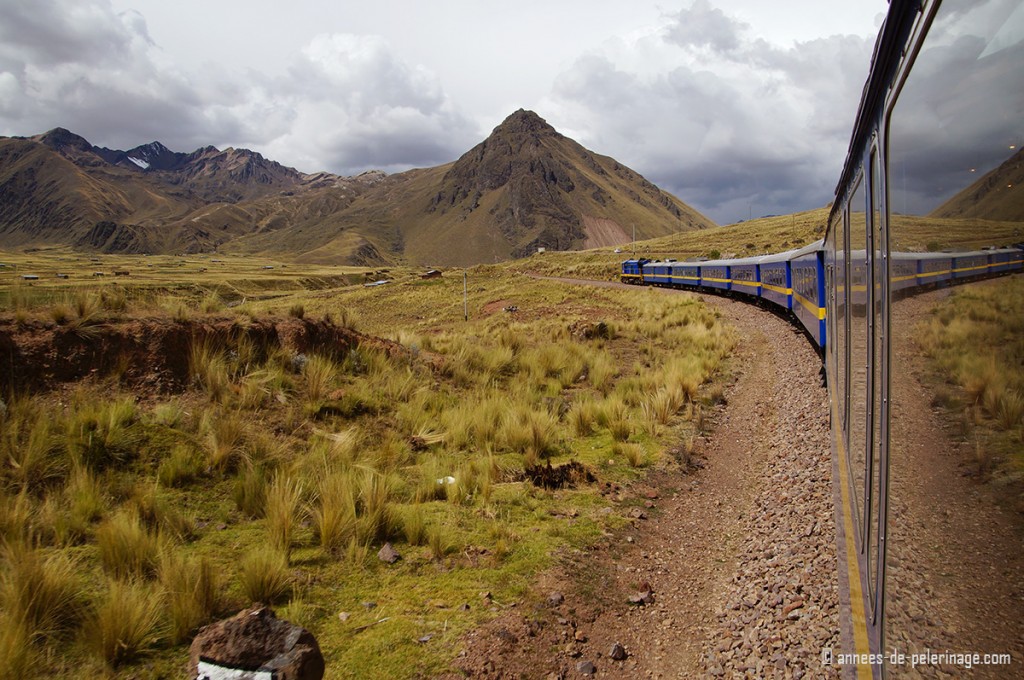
[0,315,392,394]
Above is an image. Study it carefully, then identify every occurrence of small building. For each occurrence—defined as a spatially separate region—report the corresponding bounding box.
[20,274,39,280]
[420,269,442,280]
[113,270,130,277]
[55,273,69,279]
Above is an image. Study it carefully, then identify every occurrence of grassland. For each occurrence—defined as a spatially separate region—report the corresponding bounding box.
[0,247,736,678]
[918,276,1024,496]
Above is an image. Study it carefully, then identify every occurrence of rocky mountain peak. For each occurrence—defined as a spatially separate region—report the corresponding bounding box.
[491,109,560,139]
[34,128,93,153]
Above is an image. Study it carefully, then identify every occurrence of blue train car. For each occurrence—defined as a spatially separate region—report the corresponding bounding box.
[916,252,952,286]
[643,260,673,286]
[727,256,762,299]
[952,251,989,281]
[987,249,1016,274]
[790,241,826,347]
[890,252,920,293]
[699,260,731,291]
[673,262,701,289]
[758,251,793,310]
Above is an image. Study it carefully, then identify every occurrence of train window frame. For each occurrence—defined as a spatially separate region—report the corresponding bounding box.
[878,0,943,663]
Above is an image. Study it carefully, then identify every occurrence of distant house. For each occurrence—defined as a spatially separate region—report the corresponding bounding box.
[20,274,39,280]
[55,273,69,279]
[262,265,274,270]
[113,270,130,277]
[420,269,442,279]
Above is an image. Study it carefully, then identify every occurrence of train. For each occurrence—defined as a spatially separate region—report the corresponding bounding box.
[621,244,1024,352]
[624,0,1024,675]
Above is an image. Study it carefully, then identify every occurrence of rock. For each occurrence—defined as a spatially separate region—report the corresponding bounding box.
[627,589,655,606]
[377,542,401,564]
[576,660,597,675]
[574,629,587,642]
[628,507,648,520]
[189,606,324,680]
[610,642,628,660]
[548,592,565,606]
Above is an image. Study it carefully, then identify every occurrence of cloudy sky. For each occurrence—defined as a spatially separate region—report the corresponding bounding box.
[0,0,888,224]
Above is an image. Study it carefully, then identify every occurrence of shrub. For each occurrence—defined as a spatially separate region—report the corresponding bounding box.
[238,550,290,604]
[87,578,162,667]
[288,303,305,319]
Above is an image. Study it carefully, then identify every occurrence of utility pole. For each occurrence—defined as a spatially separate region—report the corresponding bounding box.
[463,270,468,322]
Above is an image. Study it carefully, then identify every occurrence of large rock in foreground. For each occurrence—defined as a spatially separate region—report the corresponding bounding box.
[189,606,324,680]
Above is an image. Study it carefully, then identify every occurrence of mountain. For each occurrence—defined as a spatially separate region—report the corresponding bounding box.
[0,111,714,264]
[931,147,1024,221]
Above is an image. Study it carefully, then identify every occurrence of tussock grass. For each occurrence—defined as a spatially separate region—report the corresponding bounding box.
[159,550,219,644]
[157,443,203,487]
[920,278,1024,478]
[310,471,357,555]
[87,578,162,667]
[0,612,33,678]
[266,474,304,558]
[64,396,140,471]
[202,409,247,473]
[0,400,64,491]
[233,464,269,519]
[0,544,86,642]
[302,354,338,403]
[239,549,291,604]
[95,509,163,579]
[189,339,231,401]
[500,405,560,462]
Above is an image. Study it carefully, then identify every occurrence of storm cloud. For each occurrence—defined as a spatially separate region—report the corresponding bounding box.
[0,0,888,224]
[544,3,876,223]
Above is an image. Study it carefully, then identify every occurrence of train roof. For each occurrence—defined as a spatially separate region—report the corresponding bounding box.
[758,239,824,264]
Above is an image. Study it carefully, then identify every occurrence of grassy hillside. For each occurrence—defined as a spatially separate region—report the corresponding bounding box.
[0,249,736,678]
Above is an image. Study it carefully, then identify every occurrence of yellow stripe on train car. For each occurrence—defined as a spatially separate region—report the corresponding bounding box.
[794,292,827,320]
[761,283,793,296]
[831,392,876,680]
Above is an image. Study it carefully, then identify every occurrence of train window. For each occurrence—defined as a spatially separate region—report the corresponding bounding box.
[867,147,886,620]
[847,172,868,550]
[886,0,1024,668]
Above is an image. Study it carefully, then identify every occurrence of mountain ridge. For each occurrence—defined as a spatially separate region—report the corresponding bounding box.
[0,110,716,264]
